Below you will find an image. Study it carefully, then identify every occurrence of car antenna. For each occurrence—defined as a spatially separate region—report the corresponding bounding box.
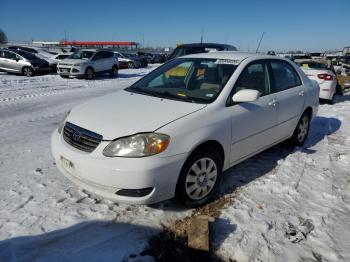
[255,32,265,53]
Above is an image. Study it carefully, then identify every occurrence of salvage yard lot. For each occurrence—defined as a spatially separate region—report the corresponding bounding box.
[0,67,349,261]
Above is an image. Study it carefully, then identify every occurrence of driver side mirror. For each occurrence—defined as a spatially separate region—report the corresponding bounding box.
[232,89,260,103]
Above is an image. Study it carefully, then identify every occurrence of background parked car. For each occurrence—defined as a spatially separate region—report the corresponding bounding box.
[297,60,337,102]
[48,53,72,69]
[167,43,237,60]
[0,49,51,76]
[57,49,118,80]
[123,53,147,67]
[113,52,141,68]
[7,45,57,68]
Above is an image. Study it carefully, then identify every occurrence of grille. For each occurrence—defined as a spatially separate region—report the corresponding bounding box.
[63,122,103,153]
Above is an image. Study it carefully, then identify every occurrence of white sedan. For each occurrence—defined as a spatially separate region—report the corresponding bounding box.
[297,60,337,102]
[51,52,319,206]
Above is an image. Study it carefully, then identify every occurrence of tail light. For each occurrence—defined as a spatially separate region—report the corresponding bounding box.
[317,74,333,81]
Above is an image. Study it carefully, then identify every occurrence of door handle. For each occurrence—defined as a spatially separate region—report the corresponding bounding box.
[298,91,305,96]
[268,99,278,107]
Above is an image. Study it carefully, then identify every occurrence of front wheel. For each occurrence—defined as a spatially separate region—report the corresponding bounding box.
[22,67,34,77]
[85,68,94,80]
[127,62,135,68]
[288,112,311,147]
[175,149,222,207]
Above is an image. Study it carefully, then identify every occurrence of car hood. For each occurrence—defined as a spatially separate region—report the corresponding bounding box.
[67,90,206,140]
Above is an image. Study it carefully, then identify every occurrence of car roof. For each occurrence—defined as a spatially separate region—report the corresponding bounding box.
[176,43,235,48]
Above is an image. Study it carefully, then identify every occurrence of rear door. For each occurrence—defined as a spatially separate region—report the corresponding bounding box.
[91,51,104,72]
[102,51,114,70]
[269,60,306,141]
[229,61,278,164]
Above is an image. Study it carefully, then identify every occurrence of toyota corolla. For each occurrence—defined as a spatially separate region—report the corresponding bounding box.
[51,52,319,206]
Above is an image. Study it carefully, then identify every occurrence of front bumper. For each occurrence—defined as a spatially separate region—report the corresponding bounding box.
[57,66,84,78]
[51,129,186,204]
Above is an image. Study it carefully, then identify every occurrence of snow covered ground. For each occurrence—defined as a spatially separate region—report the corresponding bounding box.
[0,66,349,261]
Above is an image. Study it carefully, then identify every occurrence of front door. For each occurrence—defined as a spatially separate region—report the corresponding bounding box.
[229,61,278,164]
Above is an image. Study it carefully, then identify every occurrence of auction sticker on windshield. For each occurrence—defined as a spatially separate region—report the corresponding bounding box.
[215,59,240,65]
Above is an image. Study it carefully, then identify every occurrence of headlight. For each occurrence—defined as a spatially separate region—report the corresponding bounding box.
[103,133,170,157]
[57,110,71,134]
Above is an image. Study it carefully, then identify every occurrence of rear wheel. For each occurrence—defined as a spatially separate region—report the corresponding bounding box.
[175,149,222,207]
[128,62,135,68]
[22,67,34,77]
[85,68,94,80]
[287,112,311,147]
[110,66,118,78]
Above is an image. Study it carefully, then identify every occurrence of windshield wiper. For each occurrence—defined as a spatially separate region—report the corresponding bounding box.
[126,86,164,98]
[126,87,208,104]
[159,91,197,103]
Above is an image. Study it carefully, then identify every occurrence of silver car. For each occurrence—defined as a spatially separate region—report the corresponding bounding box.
[0,49,51,77]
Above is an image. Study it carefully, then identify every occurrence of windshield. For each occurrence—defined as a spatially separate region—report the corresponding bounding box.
[69,50,94,60]
[16,50,38,60]
[126,58,237,104]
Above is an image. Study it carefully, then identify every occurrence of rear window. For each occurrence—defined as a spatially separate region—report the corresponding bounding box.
[297,62,327,70]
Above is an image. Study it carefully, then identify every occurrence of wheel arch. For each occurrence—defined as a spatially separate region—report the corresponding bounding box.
[185,140,225,166]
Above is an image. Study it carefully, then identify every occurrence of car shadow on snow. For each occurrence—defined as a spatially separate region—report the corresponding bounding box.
[216,115,341,199]
[333,93,350,104]
[0,221,159,262]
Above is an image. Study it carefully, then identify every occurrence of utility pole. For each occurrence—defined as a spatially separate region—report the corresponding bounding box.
[256,32,265,53]
[142,33,144,50]
[200,29,204,44]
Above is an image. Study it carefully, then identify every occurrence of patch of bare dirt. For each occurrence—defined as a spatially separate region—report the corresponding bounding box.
[140,192,239,261]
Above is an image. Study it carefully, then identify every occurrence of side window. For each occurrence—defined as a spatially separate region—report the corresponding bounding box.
[4,51,17,60]
[92,52,103,60]
[0,51,4,58]
[270,61,302,92]
[233,62,270,96]
[103,52,113,59]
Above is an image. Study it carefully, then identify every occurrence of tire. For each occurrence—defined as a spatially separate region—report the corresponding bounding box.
[85,67,94,80]
[175,149,223,207]
[60,75,69,79]
[128,62,135,68]
[110,66,118,78]
[22,67,34,77]
[287,112,311,147]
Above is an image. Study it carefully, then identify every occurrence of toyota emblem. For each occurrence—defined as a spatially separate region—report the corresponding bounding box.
[72,131,81,141]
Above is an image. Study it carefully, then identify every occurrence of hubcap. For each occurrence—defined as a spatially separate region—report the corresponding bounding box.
[297,116,309,143]
[185,157,217,200]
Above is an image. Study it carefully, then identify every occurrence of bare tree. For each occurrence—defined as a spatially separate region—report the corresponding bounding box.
[0,29,8,44]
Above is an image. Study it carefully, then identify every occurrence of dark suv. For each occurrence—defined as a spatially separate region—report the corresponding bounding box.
[167,43,237,60]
